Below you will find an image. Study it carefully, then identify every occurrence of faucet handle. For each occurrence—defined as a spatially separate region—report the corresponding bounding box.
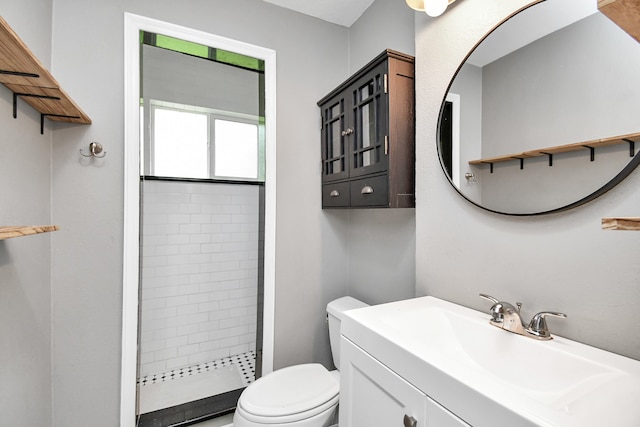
[479,293,499,304]
[479,294,505,323]
[527,311,567,340]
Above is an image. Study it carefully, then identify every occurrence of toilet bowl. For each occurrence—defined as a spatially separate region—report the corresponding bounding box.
[233,296,368,427]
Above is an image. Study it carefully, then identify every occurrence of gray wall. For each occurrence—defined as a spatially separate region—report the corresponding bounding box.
[40,0,415,425]
[0,3,54,426]
[46,1,348,425]
[416,0,640,361]
[343,0,416,309]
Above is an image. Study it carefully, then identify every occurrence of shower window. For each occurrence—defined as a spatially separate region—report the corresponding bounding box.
[152,107,209,179]
[146,100,262,181]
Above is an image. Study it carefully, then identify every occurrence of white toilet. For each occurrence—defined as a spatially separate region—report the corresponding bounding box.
[232,296,368,427]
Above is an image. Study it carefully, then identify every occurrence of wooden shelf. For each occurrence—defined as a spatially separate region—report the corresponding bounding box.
[469,132,640,167]
[0,225,59,240]
[599,0,640,44]
[0,16,91,127]
[602,217,640,231]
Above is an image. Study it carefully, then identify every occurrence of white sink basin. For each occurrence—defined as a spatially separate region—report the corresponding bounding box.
[341,296,640,427]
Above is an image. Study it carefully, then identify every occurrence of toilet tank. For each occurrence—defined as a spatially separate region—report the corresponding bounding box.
[326,296,369,370]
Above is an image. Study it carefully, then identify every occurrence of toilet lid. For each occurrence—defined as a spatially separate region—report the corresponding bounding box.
[238,363,339,419]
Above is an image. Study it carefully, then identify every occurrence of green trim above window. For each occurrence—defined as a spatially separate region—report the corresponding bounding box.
[141,31,264,72]
[156,34,209,58]
[214,49,264,72]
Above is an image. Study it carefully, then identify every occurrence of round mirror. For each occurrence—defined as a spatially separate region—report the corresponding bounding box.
[437,0,640,215]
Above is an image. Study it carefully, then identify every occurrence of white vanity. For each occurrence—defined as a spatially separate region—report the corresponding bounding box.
[338,296,640,427]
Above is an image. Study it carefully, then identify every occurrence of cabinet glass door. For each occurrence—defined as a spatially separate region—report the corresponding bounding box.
[350,63,388,178]
[321,97,349,182]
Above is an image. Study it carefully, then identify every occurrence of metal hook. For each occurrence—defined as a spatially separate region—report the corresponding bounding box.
[80,142,106,158]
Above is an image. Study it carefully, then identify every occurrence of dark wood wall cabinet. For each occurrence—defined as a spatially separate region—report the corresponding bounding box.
[318,50,415,209]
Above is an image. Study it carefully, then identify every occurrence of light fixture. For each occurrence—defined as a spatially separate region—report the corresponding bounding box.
[406,0,458,17]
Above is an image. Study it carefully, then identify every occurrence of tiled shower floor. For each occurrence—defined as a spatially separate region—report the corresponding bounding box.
[138,350,255,414]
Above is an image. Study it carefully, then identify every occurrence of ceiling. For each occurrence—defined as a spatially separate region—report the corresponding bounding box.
[262,0,376,27]
[262,0,599,62]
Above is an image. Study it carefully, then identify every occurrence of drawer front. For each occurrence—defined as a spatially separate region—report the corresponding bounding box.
[350,175,388,207]
[322,182,350,208]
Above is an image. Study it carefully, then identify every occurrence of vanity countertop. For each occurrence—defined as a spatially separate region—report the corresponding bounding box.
[341,296,640,427]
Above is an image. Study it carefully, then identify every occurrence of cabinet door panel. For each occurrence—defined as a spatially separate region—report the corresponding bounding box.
[425,398,472,427]
[340,337,472,427]
[320,95,349,183]
[340,338,427,427]
[349,62,389,178]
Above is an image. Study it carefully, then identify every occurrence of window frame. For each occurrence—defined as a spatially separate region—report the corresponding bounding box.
[146,99,264,182]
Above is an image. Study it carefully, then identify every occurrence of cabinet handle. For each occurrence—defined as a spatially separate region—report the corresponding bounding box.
[403,415,417,427]
[329,190,340,197]
[361,185,374,195]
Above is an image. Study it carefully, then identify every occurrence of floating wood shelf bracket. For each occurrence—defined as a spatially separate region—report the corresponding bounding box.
[0,69,39,78]
[0,16,91,134]
[624,139,635,156]
[13,92,60,116]
[584,146,595,161]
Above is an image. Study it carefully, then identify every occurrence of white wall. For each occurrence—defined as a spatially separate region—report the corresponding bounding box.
[0,3,54,426]
[416,1,640,360]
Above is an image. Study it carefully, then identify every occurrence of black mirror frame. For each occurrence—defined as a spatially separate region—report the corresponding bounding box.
[436,1,640,216]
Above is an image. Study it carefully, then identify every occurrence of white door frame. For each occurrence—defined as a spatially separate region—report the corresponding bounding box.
[121,13,276,426]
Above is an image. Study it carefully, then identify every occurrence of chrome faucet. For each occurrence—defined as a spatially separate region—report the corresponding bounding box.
[479,294,566,341]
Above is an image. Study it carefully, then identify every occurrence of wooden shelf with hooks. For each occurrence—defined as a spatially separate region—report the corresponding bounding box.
[469,131,640,170]
[602,217,640,231]
[0,16,91,131]
[0,225,59,240]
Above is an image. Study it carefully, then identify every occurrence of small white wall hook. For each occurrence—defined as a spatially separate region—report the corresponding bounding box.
[80,142,106,158]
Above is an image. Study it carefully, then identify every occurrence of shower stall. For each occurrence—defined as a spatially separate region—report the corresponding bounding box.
[135,31,266,426]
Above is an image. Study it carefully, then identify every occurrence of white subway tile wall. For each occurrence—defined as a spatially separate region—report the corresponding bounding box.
[139,180,259,378]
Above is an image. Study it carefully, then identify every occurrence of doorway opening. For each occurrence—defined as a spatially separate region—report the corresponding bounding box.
[122,14,276,427]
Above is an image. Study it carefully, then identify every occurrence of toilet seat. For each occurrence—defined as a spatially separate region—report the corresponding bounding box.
[237,363,339,424]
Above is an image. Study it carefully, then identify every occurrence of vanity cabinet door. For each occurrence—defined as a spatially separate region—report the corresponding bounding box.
[340,337,427,427]
[340,337,471,427]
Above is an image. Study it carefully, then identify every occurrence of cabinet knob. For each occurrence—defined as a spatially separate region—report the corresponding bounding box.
[403,415,418,427]
[360,185,374,194]
[329,190,340,197]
